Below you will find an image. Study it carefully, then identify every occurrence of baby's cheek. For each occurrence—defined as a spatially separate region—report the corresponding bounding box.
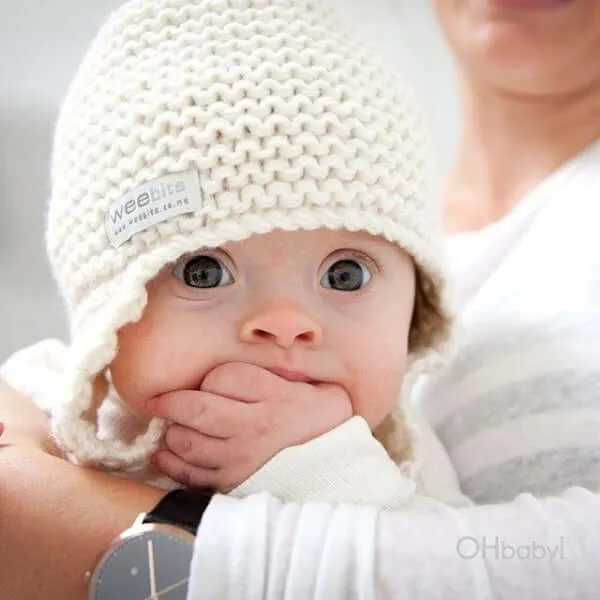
[108,295,208,418]
[353,354,407,429]
[109,346,166,419]
[109,365,155,419]
[357,387,400,430]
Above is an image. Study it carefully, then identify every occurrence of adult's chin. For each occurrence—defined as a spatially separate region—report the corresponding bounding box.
[438,0,598,96]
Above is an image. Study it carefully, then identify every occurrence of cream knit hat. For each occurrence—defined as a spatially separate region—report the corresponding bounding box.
[47,0,452,472]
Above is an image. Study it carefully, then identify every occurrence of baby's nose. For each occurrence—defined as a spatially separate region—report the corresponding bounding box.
[239,304,323,348]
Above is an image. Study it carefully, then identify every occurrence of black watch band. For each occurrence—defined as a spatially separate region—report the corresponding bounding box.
[143,488,215,535]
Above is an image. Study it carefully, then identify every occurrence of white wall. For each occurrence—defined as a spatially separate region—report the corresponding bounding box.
[0,0,459,362]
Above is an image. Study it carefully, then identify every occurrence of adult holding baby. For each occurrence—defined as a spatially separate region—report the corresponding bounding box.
[2,0,600,599]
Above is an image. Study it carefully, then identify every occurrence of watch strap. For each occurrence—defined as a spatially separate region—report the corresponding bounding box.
[143,488,215,535]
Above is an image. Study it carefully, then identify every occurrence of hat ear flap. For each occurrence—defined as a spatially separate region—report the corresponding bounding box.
[51,366,165,471]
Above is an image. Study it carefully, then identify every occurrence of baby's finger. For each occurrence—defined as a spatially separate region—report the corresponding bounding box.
[152,450,220,489]
[201,362,294,403]
[148,389,251,436]
[164,423,231,469]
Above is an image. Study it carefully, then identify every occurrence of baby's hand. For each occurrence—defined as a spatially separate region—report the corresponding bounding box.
[147,362,352,491]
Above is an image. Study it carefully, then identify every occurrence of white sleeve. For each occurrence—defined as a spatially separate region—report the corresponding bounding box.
[230,410,472,509]
[188,487,600,600]
[229,416,416,508]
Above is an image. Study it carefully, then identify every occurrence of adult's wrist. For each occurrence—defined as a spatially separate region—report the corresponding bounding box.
[0,446,166,600]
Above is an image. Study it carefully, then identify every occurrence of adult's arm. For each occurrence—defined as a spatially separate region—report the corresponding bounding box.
[0,379,165,600]
[191,488,600,599]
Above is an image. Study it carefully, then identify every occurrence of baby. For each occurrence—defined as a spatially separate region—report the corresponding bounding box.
[2,0,453,509]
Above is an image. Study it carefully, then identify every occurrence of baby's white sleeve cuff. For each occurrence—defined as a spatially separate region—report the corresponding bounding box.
[230,416,416,508]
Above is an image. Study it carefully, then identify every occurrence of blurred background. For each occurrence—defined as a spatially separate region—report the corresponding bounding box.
[0,0,459,362]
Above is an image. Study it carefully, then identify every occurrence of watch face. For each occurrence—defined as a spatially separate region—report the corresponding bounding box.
[89,524,194,600]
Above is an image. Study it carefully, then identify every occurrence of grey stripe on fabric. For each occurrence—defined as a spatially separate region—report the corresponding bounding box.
[435,371,600,450]
[461,447,600,504]
[425,319,600,406]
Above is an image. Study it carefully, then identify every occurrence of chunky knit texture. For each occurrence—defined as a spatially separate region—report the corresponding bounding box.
[47,0,452,471]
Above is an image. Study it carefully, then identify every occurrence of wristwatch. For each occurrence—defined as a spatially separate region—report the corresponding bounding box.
[87,488,214,600]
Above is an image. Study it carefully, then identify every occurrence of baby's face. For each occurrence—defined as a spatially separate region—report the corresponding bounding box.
[110,229,415,430]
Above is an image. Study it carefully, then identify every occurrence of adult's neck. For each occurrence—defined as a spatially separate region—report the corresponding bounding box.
[445,76,600,233]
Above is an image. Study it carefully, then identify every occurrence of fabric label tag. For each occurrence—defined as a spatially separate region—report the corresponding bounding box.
[105,170,204,247]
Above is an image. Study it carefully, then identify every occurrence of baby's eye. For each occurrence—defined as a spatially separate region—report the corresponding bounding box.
[172,254,234,288]
[321,259,372,291]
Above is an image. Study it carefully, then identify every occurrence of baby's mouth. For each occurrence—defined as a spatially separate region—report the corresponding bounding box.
[265,366,317,384]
